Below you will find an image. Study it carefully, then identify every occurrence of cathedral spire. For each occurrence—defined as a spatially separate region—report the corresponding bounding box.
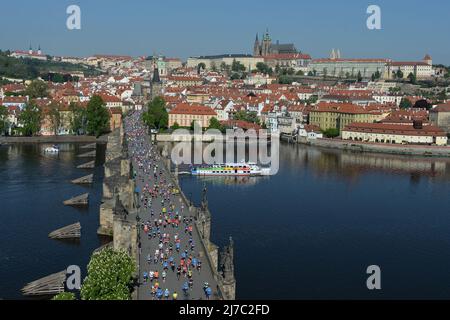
[152,66,161,83]
[253,33,261,56]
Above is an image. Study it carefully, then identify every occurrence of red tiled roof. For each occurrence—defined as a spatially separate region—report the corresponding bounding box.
[432,102,450,113]
[169,103,216,116]
[313,102,377,114]
[389,61,429,66]
[220,120,261,131]
[344,122,446,137]
[264,53,311,60]
[312,58,390,63]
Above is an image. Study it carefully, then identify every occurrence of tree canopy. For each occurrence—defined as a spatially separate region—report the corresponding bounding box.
[256,62,273,75]
[25,80,48,99]
[322,128,340,138]
[142,96,168,130]
[70,102,87,135]
[233,110,260,125]
[48,102,62,135]
[18,102,41,136]
[52,292,76,300]
[399,98,413,109]
[208,117,225,132]
[80,248,135,300]
[86,95,110,138]
[231,59,246,72]
[407,72,417,84]
[0,105,8,135]
[0,51,102,80]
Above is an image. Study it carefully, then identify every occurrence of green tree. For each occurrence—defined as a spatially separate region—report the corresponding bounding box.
[275,64,281,74]
[357,71,363,82]
[86,95,110,137]
[197,63,206,74]
[296,70,305,76]
[231,59,246,72]
[80,248,135,300]
[399,98,412,109]
[278,75,294,84]
[437,90,447,102]
[18,102,42,136]
[256,62,272,75]
[52,292,76,300]
[48,102,62,136]
[25,80,48,99]
[171,122,180,130]
[69,102,87,135]
[220,62,231,74]
[395,69,404,79]
[233,110,260,124]
[0,105,8,135]
[142,96,168,130]
[230,73,240,80]
[210,61,218,72]
[208,117,224,132]
[322,128,340,138]
[407,72,417,84]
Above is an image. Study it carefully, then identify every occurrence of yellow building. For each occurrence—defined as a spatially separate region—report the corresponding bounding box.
[169,103,217,128]
[167,75,203,87]
[309,103,384,131]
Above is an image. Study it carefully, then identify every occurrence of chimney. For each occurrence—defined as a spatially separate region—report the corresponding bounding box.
[413,120,423,129]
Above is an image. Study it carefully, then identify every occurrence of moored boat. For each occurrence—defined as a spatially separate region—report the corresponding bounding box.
[44,145,60,153]
[191,162,270,176]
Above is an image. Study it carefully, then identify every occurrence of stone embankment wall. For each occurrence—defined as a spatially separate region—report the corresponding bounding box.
[294,137,450,157]
[97,126,139,264]
[0,135,107,144]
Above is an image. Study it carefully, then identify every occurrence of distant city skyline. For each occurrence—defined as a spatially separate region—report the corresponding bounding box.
[1,0,450,64]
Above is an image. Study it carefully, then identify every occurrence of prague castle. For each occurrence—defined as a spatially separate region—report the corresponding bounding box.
[253,29,298,57]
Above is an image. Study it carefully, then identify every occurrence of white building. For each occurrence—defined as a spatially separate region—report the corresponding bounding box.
[342,122,448,146]
[386,55,433,79]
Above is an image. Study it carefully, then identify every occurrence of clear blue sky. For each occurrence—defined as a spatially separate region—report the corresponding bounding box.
[1,0,449,64]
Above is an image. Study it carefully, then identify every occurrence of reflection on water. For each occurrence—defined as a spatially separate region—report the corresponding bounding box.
[176,141,450,299]
[281,143,450,182]
[191,175,269,187]
[0,143,106,299]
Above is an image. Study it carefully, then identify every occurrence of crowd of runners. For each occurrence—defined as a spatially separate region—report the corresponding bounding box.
[124,111,215,300]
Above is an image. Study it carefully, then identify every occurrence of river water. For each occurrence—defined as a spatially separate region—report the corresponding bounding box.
[0,143,106,299]
[178,142,450,299]
[1,142,450,299]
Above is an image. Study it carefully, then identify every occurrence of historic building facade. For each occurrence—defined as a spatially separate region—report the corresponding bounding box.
[253,30,298,57]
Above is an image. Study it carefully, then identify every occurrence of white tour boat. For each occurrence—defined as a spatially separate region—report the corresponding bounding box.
[191,162,271,176]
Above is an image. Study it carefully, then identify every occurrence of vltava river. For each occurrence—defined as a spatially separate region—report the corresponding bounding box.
[2,141,450,299]
[178,142,450,299]
[0,143,106,299]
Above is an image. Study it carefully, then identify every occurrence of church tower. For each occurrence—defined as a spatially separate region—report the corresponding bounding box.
[423,54,432,66]
[261,29,272,56]
[150,65,162,101]
[253,33,261,56]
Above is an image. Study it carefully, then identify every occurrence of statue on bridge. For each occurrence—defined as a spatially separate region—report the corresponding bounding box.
[219,237,235,282]
[201,183,208,211]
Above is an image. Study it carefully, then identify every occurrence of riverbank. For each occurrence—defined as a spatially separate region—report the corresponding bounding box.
[294,137,450,157]
[0,135,108,144]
